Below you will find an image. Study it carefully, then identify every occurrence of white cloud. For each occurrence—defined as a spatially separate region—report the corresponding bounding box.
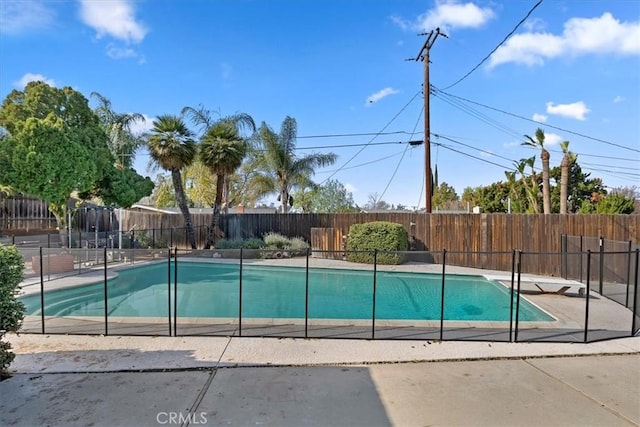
[523,17,545,32]
[366,87,399,106]
[479,150,493,158]
[613,95,625,103]
[78,0,147,44]
[543,132,563,146]
[128,114,155,136]
[106,45,138,59]
[14,73,56,89]
[546,101,590,121]
[503,140,521,148]
[391,0,494,32]
[0,0,55,35]
[344,183,357,194]
[490,13,640,68]
[532,113,548,123]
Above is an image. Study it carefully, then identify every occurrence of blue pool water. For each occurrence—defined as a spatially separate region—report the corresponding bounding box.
[21,262,554,321]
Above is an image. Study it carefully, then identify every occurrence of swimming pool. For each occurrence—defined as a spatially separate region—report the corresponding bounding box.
[21,262,554,322]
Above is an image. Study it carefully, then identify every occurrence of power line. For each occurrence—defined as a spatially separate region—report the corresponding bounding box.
[432,90,523,140]
[441,0,544,90]
[320,90,422,184]
[547,149,639,163]
[294,140,421,151]
[378,107,425,203]
[433,133,518,164]
[580,161,640,172]
[297,131,414,139]
[434,142,513,170]
[316,150,408,174]
[434,87,640,153]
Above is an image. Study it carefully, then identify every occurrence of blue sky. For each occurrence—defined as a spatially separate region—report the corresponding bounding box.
[1,0,639,209]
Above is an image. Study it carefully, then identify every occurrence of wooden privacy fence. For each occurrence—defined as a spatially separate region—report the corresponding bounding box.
[0,196,56,232]
[110,212,640,276]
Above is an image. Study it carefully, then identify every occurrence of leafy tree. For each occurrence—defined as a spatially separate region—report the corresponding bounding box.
[432,182,458,210]
[522,129,551,214]
[150,175,177,208]
[146,115,198,249]
[252,116,337,213]
[550,162,606,213]
[199,121,248,249]
[292,179,357,213]
[183,160,217,208]
[579,190,635,214]
[96,167,154,208]
[0,82,105,240]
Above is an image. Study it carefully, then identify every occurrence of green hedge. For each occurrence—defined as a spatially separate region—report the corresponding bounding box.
[0,245,25,379]
[346,221,408,265]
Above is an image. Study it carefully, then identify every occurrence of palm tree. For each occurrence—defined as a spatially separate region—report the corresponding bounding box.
[252,116,337,213]
[559,140,576,214]
[181,105,255,211]
[91,92,145,169]
[146,115,198,249]
[522,128,551,214]
[199,121,248,249]
[514,157,540,214]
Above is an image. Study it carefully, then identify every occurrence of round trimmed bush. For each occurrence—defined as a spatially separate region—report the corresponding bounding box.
[346,221,408,265]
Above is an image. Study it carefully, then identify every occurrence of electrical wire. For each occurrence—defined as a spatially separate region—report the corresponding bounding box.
[434,87,640,153]
[320,90,422,184]
[433,141,514,170]
[441,0,544,90]
[297,131,415,139]
[315,150,407,174]
[378,107,424,203]
[432,88,524,140]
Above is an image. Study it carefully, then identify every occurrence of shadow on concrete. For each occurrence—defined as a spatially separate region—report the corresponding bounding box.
[3,348,393,427]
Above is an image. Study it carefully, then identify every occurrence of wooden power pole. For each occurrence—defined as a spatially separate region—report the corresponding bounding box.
[412,28,446,213]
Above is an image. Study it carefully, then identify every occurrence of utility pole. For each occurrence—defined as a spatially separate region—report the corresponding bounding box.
[411,28,446,213]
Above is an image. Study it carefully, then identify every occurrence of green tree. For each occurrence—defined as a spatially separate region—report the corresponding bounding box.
[522,129,551,214]
[432,182,458,210]
[0,244,25,378]
[183,160,217,208]
[292,179,357,213]
[181,105,255,212]
[252,116,337,213]
[579,191,635,214]
[91,92,145,169]
[150,175,177,208]
[146,115,198,249]
[97,167,154,208]
[199,121,248,248]
[0,82,105,241]
[550,162,605,213]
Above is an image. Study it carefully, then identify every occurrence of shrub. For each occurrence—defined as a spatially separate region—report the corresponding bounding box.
[214,238,266,250]
[259,233,310,258]
[0,244,25,379]
[262,232,291,249]
[346,221,408,265]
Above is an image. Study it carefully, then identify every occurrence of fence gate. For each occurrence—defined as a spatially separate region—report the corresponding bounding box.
[310,227,344,259]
